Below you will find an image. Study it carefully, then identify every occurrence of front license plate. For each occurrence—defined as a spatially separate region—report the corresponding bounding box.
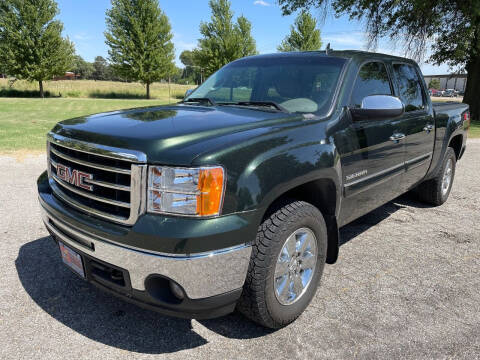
[59,242,85,278]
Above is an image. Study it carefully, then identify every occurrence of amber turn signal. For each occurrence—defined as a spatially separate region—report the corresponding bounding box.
[197,167,225,216]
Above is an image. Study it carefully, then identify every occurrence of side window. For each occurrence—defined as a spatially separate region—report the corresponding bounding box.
[393,64,425,112]
[351,62,392,108]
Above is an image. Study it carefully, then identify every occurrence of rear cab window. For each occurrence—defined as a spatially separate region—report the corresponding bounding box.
[392,63,426,112]
[350,62,392,108]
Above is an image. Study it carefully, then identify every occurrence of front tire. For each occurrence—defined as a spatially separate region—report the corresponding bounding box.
[237,200,327,329]
[416,147,457,206]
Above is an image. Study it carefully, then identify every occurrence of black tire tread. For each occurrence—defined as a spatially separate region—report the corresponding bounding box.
[417,147,456,206]
[237,200,324,328]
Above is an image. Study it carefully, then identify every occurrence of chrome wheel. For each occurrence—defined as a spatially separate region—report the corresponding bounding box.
[441,158,453,197]
[274,227,317,305]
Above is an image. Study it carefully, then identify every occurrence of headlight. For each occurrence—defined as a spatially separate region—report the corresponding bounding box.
[147,166,225,216]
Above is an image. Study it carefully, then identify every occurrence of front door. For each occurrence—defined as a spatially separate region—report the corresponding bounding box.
[392,63,435,191]
[336,61,406,226]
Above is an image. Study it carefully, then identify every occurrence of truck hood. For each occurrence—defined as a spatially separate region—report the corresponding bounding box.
[51,104,303,165]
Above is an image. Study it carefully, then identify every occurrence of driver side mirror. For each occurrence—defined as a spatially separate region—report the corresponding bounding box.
[350,95,404,121]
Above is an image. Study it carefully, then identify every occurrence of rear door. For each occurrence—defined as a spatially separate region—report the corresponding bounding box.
[391,63,435,191]
[337,61,406,225]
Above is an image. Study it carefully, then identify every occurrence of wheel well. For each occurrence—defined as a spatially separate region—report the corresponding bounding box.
[262,179,339,264]
[449,135,463,159]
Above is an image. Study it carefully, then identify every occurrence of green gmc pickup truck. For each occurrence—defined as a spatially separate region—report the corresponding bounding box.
[37,51,470,328]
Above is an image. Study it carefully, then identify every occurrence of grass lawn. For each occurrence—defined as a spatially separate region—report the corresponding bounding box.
[0,79,193,100]
[0,97,174,152]
[470,121,480,138]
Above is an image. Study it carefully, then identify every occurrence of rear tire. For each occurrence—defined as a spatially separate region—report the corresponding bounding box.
[416,147,456,206]
[237,200,327,329]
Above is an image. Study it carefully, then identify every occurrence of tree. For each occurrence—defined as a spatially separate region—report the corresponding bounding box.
[428,79,441,90]
[179,50,202,84]
[179,50,195,67]
[72,55,94,79]
[193,0,257,77]
[277,11,322,52]
[277,0,480,120]
[0,0,75,97]
[105,0,175,98]
[92,56,109,80]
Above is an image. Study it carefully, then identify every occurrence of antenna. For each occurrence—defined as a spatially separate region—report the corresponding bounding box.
[325,43,332,55]
[326,43,332,55]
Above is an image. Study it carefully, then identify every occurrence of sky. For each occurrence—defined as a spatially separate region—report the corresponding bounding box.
[58,0,450,75]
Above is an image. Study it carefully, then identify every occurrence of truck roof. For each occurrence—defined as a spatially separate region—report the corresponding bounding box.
[238,50,418,66]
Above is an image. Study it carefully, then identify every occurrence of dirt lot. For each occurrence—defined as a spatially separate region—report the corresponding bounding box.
[0,140,479,360]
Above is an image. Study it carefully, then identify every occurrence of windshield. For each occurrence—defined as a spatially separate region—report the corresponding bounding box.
[185,54,346,115]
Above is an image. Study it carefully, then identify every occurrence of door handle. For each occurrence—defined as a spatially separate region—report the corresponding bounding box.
[389,133,405,143]
[423,124,434,133]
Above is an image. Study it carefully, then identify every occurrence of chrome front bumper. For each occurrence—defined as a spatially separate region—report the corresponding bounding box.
[40,207,252,299]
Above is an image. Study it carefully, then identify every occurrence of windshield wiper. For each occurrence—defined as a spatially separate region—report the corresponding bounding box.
[182,97,217,106]
[219,101,289,113]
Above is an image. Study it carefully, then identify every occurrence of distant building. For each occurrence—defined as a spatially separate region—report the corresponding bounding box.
[53,72,79,81]
[424,74,467,92]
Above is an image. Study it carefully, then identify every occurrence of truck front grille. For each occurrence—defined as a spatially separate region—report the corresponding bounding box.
[47,134,147,225]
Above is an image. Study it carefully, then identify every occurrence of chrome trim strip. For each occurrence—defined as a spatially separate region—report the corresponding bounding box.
[344,152,433,188]
[405,152,432,166]
[344,162,405,187]
[48,132,147,163]
[50,146,131,175]
[52,173,131,208]
[41,208,252,298]
[85,178,131,192]
[46,141,52,178]
[130,165,147,219]
[49,180,129,223]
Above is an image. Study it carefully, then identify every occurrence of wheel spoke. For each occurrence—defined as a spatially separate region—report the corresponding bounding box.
[275,259,289,279]
[278,275,291,302]
[285,235,296,257]
[296,232,310,254]
[292,274,304,296]
[300,253,316,270]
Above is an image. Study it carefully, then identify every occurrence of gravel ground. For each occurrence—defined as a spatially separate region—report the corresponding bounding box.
[1,140,479,360]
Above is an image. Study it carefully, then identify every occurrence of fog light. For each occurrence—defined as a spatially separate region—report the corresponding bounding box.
[169,281,185,300]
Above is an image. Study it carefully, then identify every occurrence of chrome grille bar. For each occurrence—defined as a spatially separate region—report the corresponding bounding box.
[47,132,147,225]
[50,159,131,191]
[50,146,131,174]
[52,173,131,208]
[49,180,133,223]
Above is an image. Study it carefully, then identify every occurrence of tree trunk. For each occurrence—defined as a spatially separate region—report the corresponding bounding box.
[464,56,480,121]
[146,82,150,99]
[39,80,44,98]
[464,24,480,121]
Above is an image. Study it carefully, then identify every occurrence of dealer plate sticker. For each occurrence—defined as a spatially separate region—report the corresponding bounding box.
[59,242,85,278]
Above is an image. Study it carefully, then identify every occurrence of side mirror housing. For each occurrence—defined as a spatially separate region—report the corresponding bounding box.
[350,95,404,121]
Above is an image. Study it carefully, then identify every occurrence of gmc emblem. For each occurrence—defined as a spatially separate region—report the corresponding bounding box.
[56,163,93,191]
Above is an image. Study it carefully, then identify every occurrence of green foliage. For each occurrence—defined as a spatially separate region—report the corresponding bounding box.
[180,50,195,67]
[92,56,110,81]
[179,50,202,84]
[105,0,175,98]
[0,0,75,97]
[278,11,322,52]
[428,79,441,90]
[277,0,480,120]
[72,55,95,79]
[193,0,257,77]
